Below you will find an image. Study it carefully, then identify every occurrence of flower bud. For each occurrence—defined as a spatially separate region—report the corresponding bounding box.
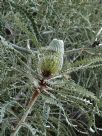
[38,39,64,79]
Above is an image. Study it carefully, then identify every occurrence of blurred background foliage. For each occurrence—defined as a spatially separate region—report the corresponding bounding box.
[0,0,102,136]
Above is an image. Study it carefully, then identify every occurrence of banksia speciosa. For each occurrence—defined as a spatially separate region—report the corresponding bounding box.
[38,39,64,79]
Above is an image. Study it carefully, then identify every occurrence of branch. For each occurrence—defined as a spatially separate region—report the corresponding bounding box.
[11,89,41,136]
[0,35,37,54]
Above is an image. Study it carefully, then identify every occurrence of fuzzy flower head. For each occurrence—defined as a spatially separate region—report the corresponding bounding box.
[38,39,64,79]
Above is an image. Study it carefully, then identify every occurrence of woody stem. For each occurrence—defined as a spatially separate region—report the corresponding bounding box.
[11,89,41,136]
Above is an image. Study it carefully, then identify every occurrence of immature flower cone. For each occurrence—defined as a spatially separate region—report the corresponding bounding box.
[38,39,64,79]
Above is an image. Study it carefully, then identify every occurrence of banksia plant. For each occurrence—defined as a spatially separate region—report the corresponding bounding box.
[1,1,102,136]
[38,39,64,79]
